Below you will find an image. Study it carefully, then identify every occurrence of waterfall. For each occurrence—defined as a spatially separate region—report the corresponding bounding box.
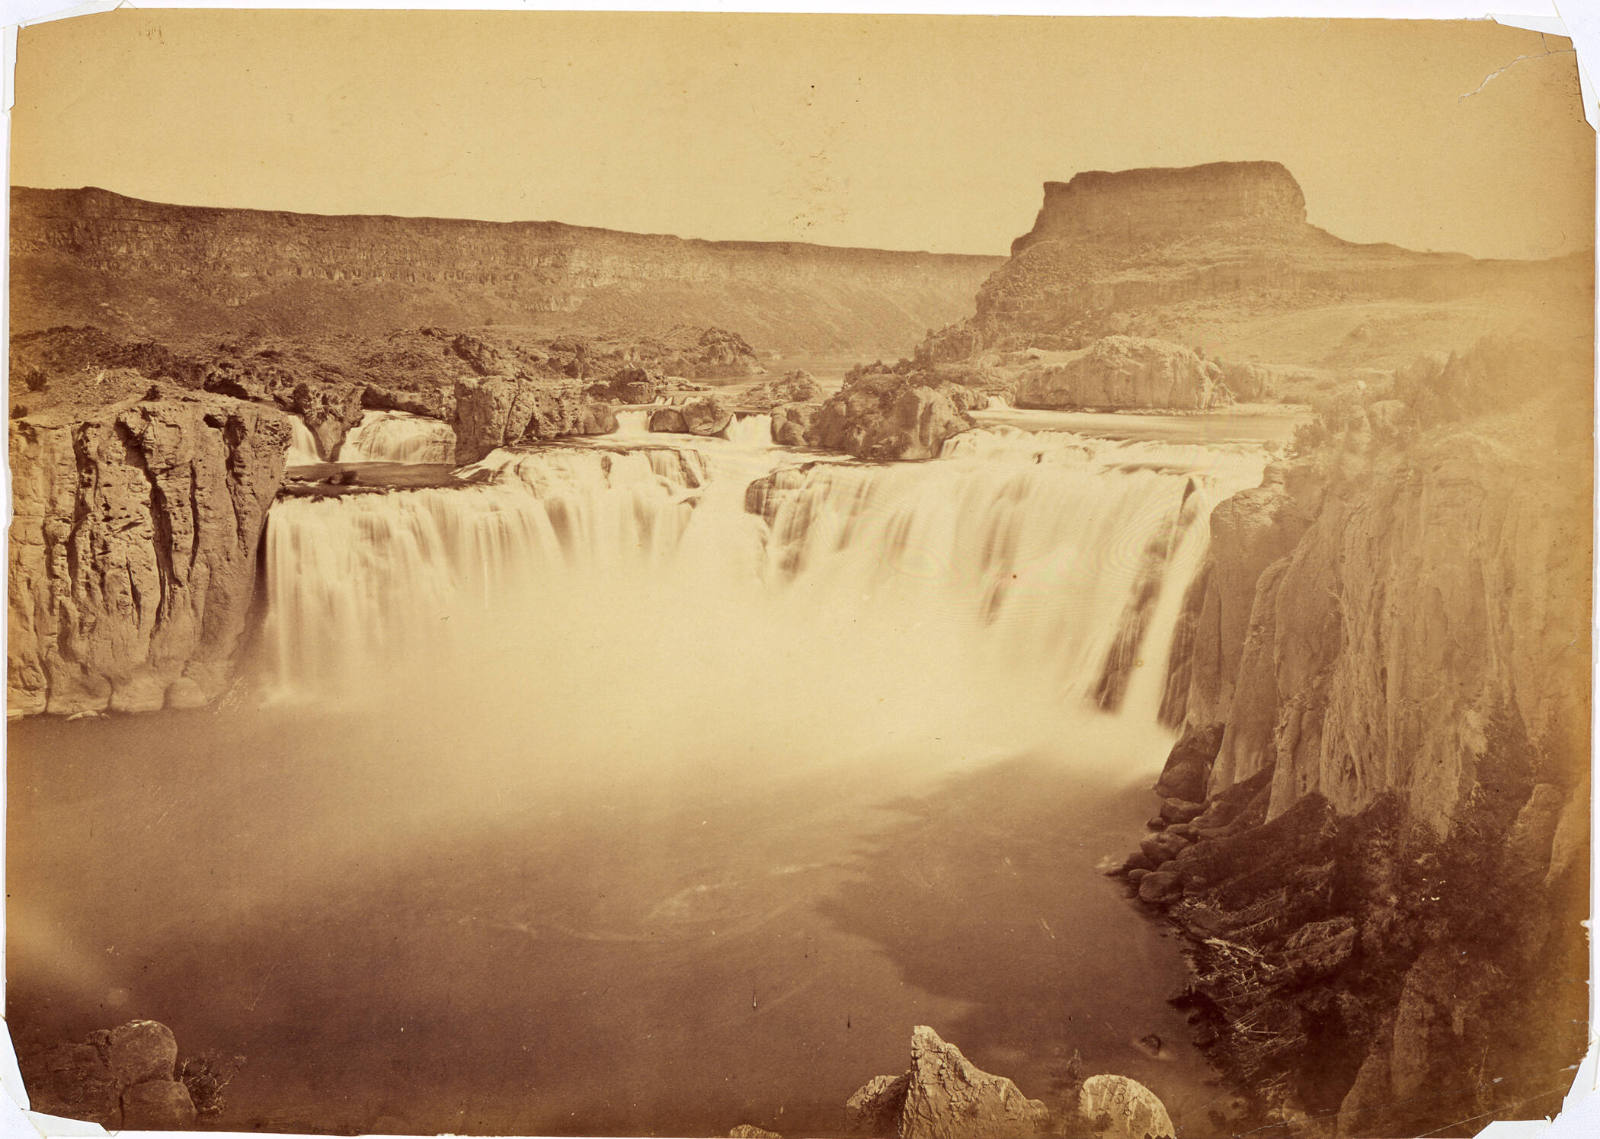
[338,411,456,464]
[287,416,324,465]
[723,413,775,448]
[262,423,1265,762]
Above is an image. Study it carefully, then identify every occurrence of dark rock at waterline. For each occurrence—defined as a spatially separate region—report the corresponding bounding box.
[679,394,734,435]
[577,400,620,436]
[808,374,974,461]
[1126,868,1149,887]
[1160,798,1205,824]
[1139,831,1191,865]
[121,1079,198,1129]
[1154,723,1223,804]
[649,406,687,433]
[1137,870,1182,905]
[772,401,818,446]
[1145,816,1168,831]
[846,1026,1049,1139]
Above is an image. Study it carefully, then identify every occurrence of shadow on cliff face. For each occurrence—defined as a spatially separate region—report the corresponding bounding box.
[811,753,1227,1132]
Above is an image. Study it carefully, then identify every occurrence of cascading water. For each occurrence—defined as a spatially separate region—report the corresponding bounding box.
[287,416,324,465]
[338,410,457,464]
[723,413,775,448]
[262,421,1265,762]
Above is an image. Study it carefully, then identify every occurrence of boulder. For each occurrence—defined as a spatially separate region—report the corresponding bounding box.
[105,1020,178,1085]
[1158,798,1204,824]
[18,1043,121,1128]
[1077,1074,1175,1139]
[679,395,734,436]
[650,407,689,434]
[1154,724,1223,803]
[744,370,823,410]
[846,1027,1048,1139]
[120,1079,197,1129]
[809,375,974,461]
[1137,870,1182,905]
[772,401,819,446]
[575,400,619,436]
[1138,831,1190,865]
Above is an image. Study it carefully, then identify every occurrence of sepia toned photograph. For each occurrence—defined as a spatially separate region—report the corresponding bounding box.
[3,8,1594,1138]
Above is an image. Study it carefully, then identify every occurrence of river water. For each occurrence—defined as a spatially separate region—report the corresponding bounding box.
[7,407,1296,1136]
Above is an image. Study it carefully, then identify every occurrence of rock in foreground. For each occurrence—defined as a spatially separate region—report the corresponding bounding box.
[20,1019,197,1131]
[1078,1074,1176,1139]
[809,375,974,461]
[846,1025,1049,1138]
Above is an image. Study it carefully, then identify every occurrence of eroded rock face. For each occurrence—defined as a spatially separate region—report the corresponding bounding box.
[121,1079,198,1129]
[8,391,289,716]
[1014,337,1231,411]
[452,374,616,463]
[808,376,974,461]
[846,1026,1049,1139]
[1077,1073,1176,1139]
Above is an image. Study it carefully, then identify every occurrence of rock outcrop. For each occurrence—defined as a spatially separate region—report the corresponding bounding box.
[919,161,1589,370]
[452,374,616,464]
[1120,336,1592,1136]
[13,186,1001,355]
[846,1026,1050,1139]
[8,389,289,716]
[20,1020,197,1130]
[1014,336,1231,411]
[808,374,974,461]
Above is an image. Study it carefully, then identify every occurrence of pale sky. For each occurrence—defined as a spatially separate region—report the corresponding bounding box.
[10,10,1595,259]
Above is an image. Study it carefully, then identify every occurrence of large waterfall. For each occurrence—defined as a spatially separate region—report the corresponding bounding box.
[262,422,1264,764]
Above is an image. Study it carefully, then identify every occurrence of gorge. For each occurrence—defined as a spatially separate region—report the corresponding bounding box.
[7,158,1592,1138]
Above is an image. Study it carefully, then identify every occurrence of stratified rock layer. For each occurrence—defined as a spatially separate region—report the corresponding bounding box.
[13,186,1001,355]
[8,390,289,716]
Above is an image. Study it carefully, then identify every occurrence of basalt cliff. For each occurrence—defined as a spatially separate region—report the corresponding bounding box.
[1113,335,1593,1136]
[12,187,1000,355]
[922,161,1590,375]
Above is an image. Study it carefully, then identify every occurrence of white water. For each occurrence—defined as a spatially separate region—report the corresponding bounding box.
[338,410,457,464]
[723,413,775,448]
[287,416,324,465]
[262,421,1265,772]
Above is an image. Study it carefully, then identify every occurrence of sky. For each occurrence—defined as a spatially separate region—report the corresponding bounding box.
[9,10,1596,259]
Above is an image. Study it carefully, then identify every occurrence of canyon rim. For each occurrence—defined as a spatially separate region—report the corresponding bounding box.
[4,10,1596,1139]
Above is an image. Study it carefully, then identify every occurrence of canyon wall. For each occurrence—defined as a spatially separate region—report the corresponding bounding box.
[1146,337,1592,1134]
[8,389,289,716]
[11,187,1002,354]
[922,161,1589,371]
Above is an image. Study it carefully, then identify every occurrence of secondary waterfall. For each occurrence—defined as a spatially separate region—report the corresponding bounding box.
[287,416,324,465]
[262,422,1265,765]
[338,410,457,464]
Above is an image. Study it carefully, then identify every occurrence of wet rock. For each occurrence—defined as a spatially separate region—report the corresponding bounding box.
[106,1020,178,1085]
[1077,1074,1175,1139]
[1126,868,1149,887]
[809,375,974,461]
[729,1126,781,1138]
[120,1079,197,1129]
[1145,816,1168,832]
[575,400,619,436]
[845,1074,909,1136]
[650,407,689,433]
[678,395,734,436]
[1154,724,1223,803]
[1137,870,1182,905]
[1159,798,1205,824]
[772,401,818,447]
[1138,831,1190,865]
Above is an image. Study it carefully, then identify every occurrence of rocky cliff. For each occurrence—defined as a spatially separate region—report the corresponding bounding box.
[8,388,289,716]
[12,187,1002,355]
[921,162,1590,372]
[1013,336,1231,411]
[1126,336,1592,1135]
